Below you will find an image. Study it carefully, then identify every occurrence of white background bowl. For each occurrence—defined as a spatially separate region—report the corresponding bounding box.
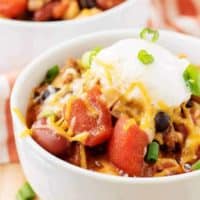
[0,0,150,73]
[11,29,200,200]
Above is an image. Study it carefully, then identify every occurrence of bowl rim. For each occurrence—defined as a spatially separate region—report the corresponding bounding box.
[0,0,136,27]
[11,28,200,185]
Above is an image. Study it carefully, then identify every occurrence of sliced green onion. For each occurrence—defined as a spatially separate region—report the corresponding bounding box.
[146,141,159,163]
[16,182,36,200]
[140,27,159,42]
[192,160,200,171]
[138,49,154,65]
[183,64,200,96]
[45,65,59,83]
[81,51,91,69]
[81,47,102,69]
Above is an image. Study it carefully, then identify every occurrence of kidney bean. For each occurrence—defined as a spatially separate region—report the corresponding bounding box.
[96,0,125,10]
[32,118,70,155]
[33,1,58,21]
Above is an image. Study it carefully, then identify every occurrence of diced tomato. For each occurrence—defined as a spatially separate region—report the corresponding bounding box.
[0,0,27,18]
[109,115,149,176]
[87,85,102,101]
[69,86,112,147]
[69,98,97,133]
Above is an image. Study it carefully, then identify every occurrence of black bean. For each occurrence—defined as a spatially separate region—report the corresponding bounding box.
[155,111,170,132]
[186,99,193,108]
[78,0,96,8]
[41,90,51,101]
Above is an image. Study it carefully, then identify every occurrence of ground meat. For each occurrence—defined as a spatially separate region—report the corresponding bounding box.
[173,123,188,141]
[66,143,81,166]
[52,59,81,87]
[163,130,184,153]
[26,104,41,127]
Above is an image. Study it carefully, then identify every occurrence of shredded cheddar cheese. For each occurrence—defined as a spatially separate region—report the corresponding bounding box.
[13,108,26,125]
[157,100,170,111]
[124,118,136,131]
[47,117,70,140]
[71,132,89,144]
[13,108,32,138]
[20,129,32,137]
[49,85,71,104]
[95,58,113,85]
[123,82,155,140]
[124,82,151,103]
[95,160,119,176]
[64,95,76,121]
[79,144,87,169]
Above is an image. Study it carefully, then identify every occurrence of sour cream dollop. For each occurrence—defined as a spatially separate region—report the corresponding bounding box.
[91,39,191,107]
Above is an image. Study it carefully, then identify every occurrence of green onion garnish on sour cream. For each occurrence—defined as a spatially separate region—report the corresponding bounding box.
[138,49,154,65]
[183,64,200,96]
[140,28,159,43]
[81,47,102,69]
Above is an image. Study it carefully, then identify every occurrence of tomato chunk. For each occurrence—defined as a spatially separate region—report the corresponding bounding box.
[32,118,70,156]
[69,86,112,147]
[109,115,149,176]
[0,0,27,18]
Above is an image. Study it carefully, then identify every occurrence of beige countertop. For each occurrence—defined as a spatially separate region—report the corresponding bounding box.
[0,164,39,200]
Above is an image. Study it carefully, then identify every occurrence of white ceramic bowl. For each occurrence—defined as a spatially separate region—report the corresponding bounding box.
[11,29,200,200]
[0,0,150,73]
